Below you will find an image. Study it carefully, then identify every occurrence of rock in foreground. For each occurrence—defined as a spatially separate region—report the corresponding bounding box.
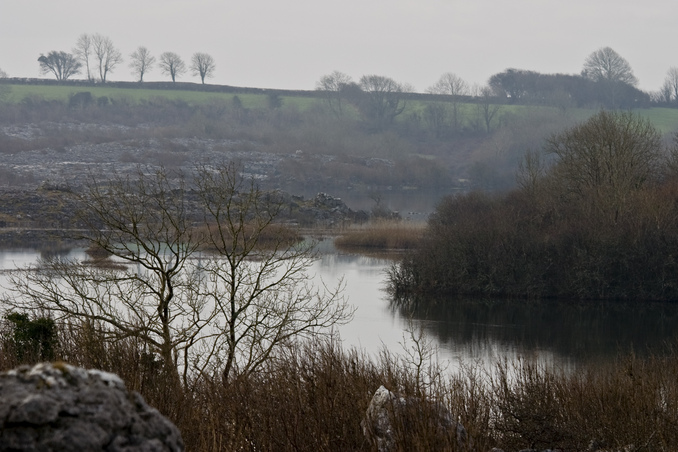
[0,362,184,451]
[361,385,466,452]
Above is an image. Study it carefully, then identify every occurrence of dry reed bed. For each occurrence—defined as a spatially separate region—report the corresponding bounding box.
[334,220,425,253]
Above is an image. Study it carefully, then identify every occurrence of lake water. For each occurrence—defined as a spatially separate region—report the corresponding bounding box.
[2,244,678,371]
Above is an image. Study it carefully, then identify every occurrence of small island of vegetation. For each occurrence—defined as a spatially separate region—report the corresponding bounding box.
[390,110,678,302]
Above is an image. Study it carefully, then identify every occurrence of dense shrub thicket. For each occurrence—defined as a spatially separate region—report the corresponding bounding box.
[391,111,678,301]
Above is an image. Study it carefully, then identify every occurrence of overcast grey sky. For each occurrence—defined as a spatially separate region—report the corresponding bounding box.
[1,0,675,92]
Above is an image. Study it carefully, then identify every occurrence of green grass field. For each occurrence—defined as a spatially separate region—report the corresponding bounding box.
[3,83,318,110]
[636,107,678,134]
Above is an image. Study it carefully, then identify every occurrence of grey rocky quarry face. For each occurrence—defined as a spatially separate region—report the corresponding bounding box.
[0,362,184,451]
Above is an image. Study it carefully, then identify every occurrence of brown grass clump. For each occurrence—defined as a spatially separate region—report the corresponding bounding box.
[82,244,128,270]
[334,220,425,253]
[489,353,678,451]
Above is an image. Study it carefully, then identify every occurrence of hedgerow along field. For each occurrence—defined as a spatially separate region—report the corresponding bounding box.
[5,82,678,133]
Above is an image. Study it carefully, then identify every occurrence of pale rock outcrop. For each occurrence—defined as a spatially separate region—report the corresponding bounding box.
[361,385,466,452]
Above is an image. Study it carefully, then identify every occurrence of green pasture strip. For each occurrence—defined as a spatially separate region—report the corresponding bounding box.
[562,108,678,134]
[636,108,678,134]
[5,84,322,110]
[560,108,678,134]
[403,98,560,118]
[6,84,264,107]
[281,96,322,110]
[407,100,678,135]
[402,99,564,126]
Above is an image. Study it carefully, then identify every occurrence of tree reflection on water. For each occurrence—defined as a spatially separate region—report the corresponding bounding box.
[390,293,678,366]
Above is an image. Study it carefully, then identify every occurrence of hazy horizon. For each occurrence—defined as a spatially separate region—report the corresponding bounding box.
[1,0,676,93]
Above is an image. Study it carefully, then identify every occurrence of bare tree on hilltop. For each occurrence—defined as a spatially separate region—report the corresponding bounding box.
[582,47,638,107]
[316,70,353,117]
[129,46,155,82]
[427,72,469,133]
[92,34,122,83]
[476,85,502,133]
[190,52,215,84]
[37,51,81,81]
[427,72,469,97]
[74,33,122,83]
[73,34,93,81]
[159,52,186,82]
[357,74,408,130]
[582,47,638,86]
[659,67,678,105]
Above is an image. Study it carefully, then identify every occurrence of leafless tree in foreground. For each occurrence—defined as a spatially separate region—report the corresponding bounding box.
[190,52,215,84]
[5,167,201,387]
[193,164,351,382]
[3,163,351,387]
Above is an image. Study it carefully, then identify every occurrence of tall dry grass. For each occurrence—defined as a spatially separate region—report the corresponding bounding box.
[334,220,425,254]
[3,315,678,451]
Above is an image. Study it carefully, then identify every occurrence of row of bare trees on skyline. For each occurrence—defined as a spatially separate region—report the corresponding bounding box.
[22,43,678,110]
[36,33,216,84]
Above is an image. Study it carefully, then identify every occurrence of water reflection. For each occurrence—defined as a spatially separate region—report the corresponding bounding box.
[3,246,678,369]
[312,253,407,356]
[391,294,678,366]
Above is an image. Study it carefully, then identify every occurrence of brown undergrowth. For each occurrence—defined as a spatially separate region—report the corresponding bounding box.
[2,316,678,451]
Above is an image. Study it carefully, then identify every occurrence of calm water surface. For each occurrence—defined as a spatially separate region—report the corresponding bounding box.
[316,243,678,370]
[2,246,678,370]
